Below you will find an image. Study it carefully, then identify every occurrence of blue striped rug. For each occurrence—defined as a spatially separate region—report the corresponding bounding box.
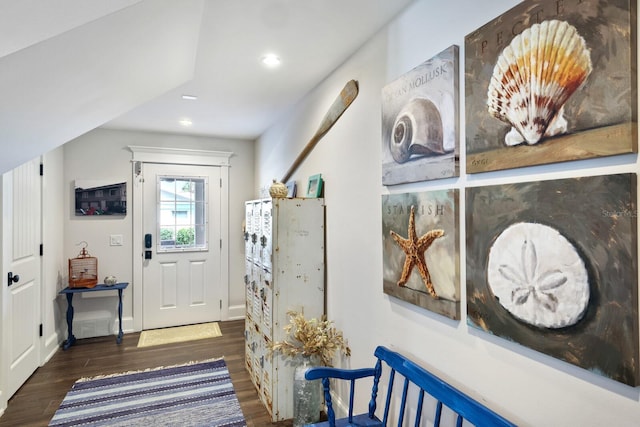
[49,358,246,426]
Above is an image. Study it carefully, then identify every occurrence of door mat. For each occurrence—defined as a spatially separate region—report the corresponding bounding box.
[49,358,246,426]
[137,322,222,348]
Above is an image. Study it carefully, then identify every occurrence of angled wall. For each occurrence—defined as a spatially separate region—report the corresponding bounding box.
[256,0,640,425]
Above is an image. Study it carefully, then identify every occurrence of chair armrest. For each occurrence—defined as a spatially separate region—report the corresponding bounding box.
[305,366,379,426]
[305,367,377,381]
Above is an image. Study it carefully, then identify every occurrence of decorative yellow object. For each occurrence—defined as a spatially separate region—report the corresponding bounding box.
[269,179,288,198]
[270,311,350,366]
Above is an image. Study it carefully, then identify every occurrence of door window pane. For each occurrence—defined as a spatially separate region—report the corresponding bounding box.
[157,175,208,252]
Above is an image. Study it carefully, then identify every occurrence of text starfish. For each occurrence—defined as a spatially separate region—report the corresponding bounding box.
[390,206,444,298]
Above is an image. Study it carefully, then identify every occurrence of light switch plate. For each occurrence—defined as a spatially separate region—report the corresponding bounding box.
[110,234,123,246]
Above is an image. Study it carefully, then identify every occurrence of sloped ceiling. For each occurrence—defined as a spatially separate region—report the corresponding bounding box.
[0,0,413,174]
[0,0,204,174]
[0,0,143,57]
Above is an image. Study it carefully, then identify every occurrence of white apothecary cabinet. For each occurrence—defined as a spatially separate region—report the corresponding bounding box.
[244,197,325,421]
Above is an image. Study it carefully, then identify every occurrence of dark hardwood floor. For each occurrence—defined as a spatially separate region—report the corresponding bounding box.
[0,319,292,427]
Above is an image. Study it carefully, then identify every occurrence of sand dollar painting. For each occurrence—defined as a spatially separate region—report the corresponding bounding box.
[466,173,638,386]
[487,222,589,329]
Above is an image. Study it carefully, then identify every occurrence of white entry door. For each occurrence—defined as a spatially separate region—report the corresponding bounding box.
[1,158,41,400]
[142,163,222,329]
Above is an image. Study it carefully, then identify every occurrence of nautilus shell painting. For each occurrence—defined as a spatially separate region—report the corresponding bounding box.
[382,190,459,320]
[390,98,444,164]
[466,173,638,386]
[465,0,637,173]
[382,45,459,185]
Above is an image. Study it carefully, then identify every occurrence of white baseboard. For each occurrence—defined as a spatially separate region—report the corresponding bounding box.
[72,310,112,339]
[227,304,245,321]
[120,315,136,333]
[65,313,135,339]
[42,331,61,364]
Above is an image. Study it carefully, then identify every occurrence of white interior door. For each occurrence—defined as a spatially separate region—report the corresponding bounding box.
[142,163,222,329]
[2,158,41,400]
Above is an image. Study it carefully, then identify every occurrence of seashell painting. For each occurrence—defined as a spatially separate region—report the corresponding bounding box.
[465,0,637,173]
[466,173,638,386]
[487,20,592,147]
[487,222,589,329]
[390,98,445,164]
[382,45,459,185]
[382,190,460,320]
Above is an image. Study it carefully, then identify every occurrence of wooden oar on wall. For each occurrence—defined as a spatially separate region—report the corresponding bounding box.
[273,80,359,194]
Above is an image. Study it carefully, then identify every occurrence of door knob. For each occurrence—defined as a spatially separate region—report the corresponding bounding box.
[7,272,19,286]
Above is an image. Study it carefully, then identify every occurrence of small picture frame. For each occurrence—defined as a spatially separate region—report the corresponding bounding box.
[286,181,297,198]
[306,174,323,198]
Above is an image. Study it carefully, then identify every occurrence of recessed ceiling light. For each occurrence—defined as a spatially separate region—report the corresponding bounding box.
[179,119,193,126]
[181,94,198,100]
[261,54,281,67]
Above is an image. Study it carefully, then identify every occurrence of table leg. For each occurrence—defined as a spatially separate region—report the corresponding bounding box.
[63,293,76,350]
[117,288,124,344]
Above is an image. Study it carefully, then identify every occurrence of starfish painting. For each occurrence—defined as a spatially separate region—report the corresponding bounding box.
[390,206,444,298]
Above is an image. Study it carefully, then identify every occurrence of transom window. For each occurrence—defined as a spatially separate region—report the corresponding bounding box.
[157,175,208,252]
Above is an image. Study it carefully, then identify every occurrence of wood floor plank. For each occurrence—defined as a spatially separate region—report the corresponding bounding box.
[0,320,292,427]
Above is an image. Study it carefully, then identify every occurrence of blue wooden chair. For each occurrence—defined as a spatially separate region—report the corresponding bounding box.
[304,346,516,427]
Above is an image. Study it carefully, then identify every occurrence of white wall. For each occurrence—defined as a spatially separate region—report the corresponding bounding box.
[63,128,254,336]
[42,146,66,361]
[255,0,640,425]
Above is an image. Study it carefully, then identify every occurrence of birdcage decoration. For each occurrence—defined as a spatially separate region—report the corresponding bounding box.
[68,242,98,288]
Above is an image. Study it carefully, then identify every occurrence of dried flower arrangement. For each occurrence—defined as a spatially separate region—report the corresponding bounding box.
[270,311,351,366]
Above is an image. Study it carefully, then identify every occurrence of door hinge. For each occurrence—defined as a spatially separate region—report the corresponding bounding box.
[220,300,222,309]
[40,244,43,256]
[39,163,44,176]
[220,239,222,249]
[39,323,43,337]
[220,178,222,188]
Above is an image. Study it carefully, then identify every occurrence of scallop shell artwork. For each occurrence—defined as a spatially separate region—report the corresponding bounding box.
[487,222,589,329]
[390,98,445,163]
[487,20,593,146]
